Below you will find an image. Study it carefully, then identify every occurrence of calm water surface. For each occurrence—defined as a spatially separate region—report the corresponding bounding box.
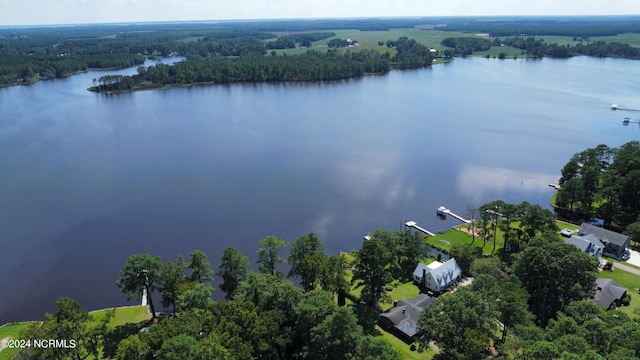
[0,56,638,322]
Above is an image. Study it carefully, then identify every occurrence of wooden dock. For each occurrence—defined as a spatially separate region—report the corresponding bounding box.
[548,183,560,190]
[437,206,471,224]
[405,221,435,236]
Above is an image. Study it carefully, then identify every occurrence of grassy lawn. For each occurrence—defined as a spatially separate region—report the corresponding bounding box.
[428,220,575,256]
[90,306,150,329]
[598,268,640,319]
[427,228,503,256]
[376,325,434,360]
[0,307,149,360]
[380,281,421,311]
[0,322,37,360]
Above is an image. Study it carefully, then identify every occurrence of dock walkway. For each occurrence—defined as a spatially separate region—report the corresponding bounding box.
[405,221,435,236]
[437,206,471,224]
[612,104,640,112]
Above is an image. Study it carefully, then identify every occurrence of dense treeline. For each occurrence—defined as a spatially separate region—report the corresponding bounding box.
[438,17,640,37]
[0,27,272,86]
[266,32,335,49]
[0,53,144,84]
[93,50,390,91]
[440,37,492,55]
[556,141,640,234]
[91,37,435,92]
[327,38,354,48]
[389,37,434,68]
[574,40,640,59]
[494,36,640,59]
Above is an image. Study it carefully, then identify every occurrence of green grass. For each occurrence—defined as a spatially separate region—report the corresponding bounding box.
[376,325,434,360]
[0,307,149,360]
[427,228,503,256]
[380,281,421,311]
[598,268,640,319]
[429,220,575,256]
[89,306,150,329]
[0,322,37,360]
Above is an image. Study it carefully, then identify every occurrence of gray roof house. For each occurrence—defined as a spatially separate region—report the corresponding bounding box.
[592,278,627,310]
[579,223,630,260]
[564,234,606,267]
[413,258,462,293]
[378,294,439,343]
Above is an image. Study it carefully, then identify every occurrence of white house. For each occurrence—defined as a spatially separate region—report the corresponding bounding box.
[413,258,462,293]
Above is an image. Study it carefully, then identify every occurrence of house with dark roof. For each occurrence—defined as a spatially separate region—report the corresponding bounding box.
[579,223,630,260]
[377,294,439,343]
[592,278,627,310]
[413,258,462,293]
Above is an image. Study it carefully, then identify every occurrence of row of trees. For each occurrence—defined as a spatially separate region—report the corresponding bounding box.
[327,38,356,48]
[438,18,640,37]
[266,33,335,49]
[18,231,403,359]
[556,141,640,233]
[440,37,493,56]
[439,35,640,60]
[493,36,640,59]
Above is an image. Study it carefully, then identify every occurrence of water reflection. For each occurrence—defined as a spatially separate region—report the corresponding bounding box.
[456,164,558,204]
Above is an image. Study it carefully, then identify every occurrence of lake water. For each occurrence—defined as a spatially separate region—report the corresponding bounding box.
[1,56,638,323]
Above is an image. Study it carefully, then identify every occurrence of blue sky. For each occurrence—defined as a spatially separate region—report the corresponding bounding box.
[1,0,640,26]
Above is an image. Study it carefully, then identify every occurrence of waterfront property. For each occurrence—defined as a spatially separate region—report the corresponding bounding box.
[377,294,438,343]
[413,258,462,293]
[578,223,630,260]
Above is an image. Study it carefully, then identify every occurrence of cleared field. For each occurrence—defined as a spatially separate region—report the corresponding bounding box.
[276,28,485,56]
[273,28,640,59]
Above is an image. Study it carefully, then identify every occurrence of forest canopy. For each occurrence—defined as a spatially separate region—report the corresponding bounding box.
[555,141,640,234]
